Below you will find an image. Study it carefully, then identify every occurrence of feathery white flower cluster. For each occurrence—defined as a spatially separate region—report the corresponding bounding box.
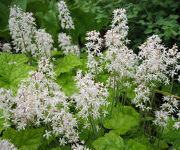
[57,1,74,29]
[132,35,168,110]
[111,9,129,39]
[73,70,109,127]
[85,30,103,73]
[58,33,80,56]
[106,45,137,78]
[35,29,53,57]
[0,140,17,150]
[9,5,53,57]
[9,5,36,55]
[86,31,103,56]
[166,44,180,79]
[0,43,12,53]
[105,9,136,78]
[105,30,123,47]
[0,89,14,128]
[104,9,180,116]
[133,35,180,111]
[0,58,79,145]
[173,114,180,129]
[154,96,179,128]
[105,8,129,48]
[136,35,169,85]
[133,84,151,111]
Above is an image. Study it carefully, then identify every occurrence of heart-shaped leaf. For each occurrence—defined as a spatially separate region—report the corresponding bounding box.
[103,106,140,134]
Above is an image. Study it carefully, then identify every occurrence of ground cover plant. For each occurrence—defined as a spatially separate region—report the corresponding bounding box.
[0,0,180,150]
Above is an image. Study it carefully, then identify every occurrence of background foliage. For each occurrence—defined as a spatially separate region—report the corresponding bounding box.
[0,0,180,50]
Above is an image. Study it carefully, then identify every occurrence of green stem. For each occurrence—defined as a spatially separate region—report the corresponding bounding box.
[157,127,164,148]
[150,89,180,100]
[170,65,175,93]
[89,113,98,139]
[110,76,116,117]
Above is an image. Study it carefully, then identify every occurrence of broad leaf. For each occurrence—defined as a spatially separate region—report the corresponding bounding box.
[103,106,140,134]
[57,73,78,97]
[0,53,34,90]
[0,53,29,64]
[3,128,44,150]
[126,139,147,150]
[93,132,124,150]
[54,53,81,75]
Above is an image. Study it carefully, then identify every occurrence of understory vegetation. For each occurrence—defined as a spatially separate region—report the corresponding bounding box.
[0,0,179,150]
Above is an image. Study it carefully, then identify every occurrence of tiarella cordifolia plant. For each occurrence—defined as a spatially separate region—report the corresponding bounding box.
[73,70,109,128]
[0,89,14,128]
[57,1,74,29]
[58,33,80,56]
[57,1,81,57]
[9,5,37,55]
[0,1,180,149]
[9,5,53,57]
[0,139,17,150]
[154,96,179,128]
[111,9,129,39]
[133,35,180,111]
[0,43,12,53]
[0,58,79,145]
[85,30,103,73]
[105,9,136,79]
[136,35,169,86]
[35,29,53,57]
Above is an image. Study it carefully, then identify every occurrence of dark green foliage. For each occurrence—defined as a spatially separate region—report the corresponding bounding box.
[68,0,180,49]
[0,1,11,40]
